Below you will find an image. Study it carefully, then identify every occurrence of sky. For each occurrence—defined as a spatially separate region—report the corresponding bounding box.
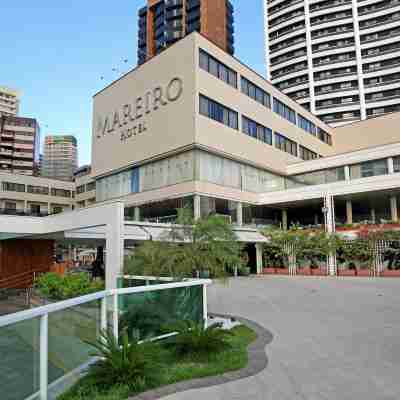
[1,0,266,166]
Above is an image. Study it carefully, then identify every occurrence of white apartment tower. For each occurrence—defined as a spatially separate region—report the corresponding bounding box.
[41,135,78,181]
[0,86,20,117]
[264,0,400,126]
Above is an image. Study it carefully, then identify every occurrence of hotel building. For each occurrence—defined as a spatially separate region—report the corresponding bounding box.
[1,32,400,282]
[264,0,400,126]
[91,32,400,233]
[137,0,234,65]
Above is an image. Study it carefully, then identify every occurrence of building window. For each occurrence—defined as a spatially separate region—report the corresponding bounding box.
[51,188,72,198]
[275,133,298,157]
[298,114,317,136]
[242,116,272,145]
[199,49,237,88]
[241,77,271,108]
[299,145,318,161]
[27,185,49,195]
[2,182,25,192]
[317,128,332,145]
[199,95,238,130]
[273,98,297,125]
[350,159,388,179]
[76,185,85,194]
[86,182,96,192]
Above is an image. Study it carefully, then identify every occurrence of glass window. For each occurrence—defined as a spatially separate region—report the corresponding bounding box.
[241,77,271,108]
[242,116,272,145]
[199,95,238,130]
[199,49,237,88]
[299,145,318,160]
[273,98,296,125]
[274,133,298,157]
[393,156,400,173]
[350,159,388,179]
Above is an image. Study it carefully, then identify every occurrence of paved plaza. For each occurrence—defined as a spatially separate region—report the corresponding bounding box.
[165,277,400,400]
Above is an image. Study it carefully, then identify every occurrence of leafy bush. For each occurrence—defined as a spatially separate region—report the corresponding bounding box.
[35,272,104,300]
[86,330,162,392]
[172,321,233,359]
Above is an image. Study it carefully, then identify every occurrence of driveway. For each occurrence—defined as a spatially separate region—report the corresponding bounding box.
[164,276,400,400]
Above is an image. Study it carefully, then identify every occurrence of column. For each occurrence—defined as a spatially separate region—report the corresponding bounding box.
[105,203,124,289]
[388,157,394,174]
[256,243,263,275]
[390,196,398,222]
[134,206,140,222]
[282,209,288,231]
[325,194,337,276]
[346,200,353,225]
[24,200,28,214]
[236,202,243,226]
[371,208,376,224]
[314,214,319,226]
[194,195,201,221]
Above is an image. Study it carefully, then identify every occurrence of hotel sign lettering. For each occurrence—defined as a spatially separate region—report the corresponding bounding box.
[96,77,183,143]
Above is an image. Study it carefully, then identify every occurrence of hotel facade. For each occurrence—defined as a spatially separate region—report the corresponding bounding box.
[2,32,400,282]
[91,32,400,232]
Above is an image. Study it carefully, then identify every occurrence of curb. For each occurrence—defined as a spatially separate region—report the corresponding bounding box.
[129,314,273,400]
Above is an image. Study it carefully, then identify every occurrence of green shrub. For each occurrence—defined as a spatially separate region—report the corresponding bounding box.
[172,321,233,359]
[35,272,104,300]
[86,330,162,392]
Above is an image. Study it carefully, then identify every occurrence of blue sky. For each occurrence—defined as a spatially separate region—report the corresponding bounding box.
[1,0,266,165]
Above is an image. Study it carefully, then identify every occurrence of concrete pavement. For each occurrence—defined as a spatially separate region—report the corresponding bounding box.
[163,276,400,400]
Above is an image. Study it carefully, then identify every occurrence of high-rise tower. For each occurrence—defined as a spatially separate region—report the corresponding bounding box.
[264,0,400,126]
[138,0,234,65]
[41,135,78,181]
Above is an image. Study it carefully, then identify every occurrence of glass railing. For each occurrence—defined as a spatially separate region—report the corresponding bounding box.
[0,280,210,400]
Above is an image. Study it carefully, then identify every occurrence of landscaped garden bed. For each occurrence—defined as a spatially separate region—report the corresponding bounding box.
[58,323,257,400]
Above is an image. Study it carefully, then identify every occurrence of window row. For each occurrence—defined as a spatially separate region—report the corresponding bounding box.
[199,49,332,145]
[199,49,237,88]
[199,95,238,130]
[275,133,298,157]
[299,145,318,161]
[242,116,273,145]
[241,77,271,108]
[1,181,72,197]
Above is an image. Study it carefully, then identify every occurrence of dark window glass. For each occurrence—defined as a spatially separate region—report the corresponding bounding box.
[273,98,297,125]
[275,133,298,157]
[199,49,237,88]
[242,116,272,145]
[199,95,238,130]
[241,77,271,108]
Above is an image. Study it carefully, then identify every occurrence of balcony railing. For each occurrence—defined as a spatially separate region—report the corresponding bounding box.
[0,279,210,400]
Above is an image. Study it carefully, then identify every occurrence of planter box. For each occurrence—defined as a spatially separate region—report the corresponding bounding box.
[275,268,289,275]
[263,267,275,274]
[338,269,356,276]
[356,269,371,277]
[311,268,327,276]
[381,270,400,277]
[297,268,311,276]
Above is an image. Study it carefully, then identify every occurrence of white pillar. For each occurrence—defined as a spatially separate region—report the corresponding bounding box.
[371,208,376,224]
[388,157,394,174]
[282,209,288,230]
[390,196,398,222]
[194,194,201,221]
[344,165,351,181]
[325,194,337,276]
[236,202,243,226]
[256,243,263,275]
[134,206,140,221]
[105,203,124,289]
[346,200,353,225]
